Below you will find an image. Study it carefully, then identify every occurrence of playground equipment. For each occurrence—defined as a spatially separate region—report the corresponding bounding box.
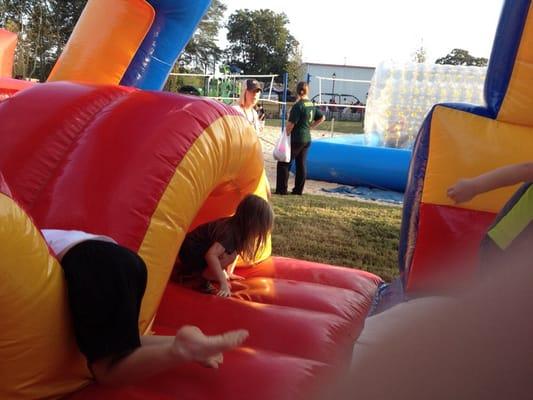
[306,63,487,192]
[166,68,278,105]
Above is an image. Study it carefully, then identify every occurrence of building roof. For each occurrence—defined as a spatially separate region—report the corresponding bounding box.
[303,61,376,70]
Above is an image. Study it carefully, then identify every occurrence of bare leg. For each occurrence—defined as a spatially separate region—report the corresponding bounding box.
[91,326,248,386]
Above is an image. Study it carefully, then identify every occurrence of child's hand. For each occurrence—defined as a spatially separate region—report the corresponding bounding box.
[218,251,237,268]
[217,281,231,297]
[447,179,477,203]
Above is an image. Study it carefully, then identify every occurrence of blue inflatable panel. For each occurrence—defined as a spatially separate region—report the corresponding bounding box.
[306,135,412,192]
[120,0,212,90]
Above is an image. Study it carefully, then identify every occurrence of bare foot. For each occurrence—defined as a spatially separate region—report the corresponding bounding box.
[172,326,249,368]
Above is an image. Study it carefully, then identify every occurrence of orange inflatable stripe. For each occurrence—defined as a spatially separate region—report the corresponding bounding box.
[47,0,154,85]
[0,77,35,92]
[137,114,268,331]
[498,3,533,125]
[422,106,533,213]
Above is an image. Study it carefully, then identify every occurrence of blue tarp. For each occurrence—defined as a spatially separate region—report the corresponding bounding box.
[322,185,404,205]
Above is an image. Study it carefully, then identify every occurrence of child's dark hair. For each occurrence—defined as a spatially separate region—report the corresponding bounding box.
[296,81,309,97]
[229,194,273,262]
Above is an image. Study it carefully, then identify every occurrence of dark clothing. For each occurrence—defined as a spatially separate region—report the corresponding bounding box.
[275,142,311,195]
[288,99,324,144]
[275,98,322,194]
[179,218,237,273]
[61,240,147,364]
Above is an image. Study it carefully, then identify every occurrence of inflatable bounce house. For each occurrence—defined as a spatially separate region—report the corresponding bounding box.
[0,0,532,399]
[400,0,533,292]
[0,1,381,399]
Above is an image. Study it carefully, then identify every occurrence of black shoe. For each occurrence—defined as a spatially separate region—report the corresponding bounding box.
[275,190,288,195]
[291,191,302,195]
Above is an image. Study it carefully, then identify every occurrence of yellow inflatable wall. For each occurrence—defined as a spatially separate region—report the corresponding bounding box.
[0,190,90,399]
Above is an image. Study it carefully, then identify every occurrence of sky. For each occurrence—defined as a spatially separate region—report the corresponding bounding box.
[219,0,505,67]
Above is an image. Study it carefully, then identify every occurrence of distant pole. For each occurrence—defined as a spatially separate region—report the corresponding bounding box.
[281,72,289,132]
[332,72,336,95]
[306,73,311,83]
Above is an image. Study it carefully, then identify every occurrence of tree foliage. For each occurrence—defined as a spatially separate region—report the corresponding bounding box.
[225,9,301,83]
[0,1,304,85]
[412,44,427,63]
[435,48,488,67]
[179,0,227,74]
[0,0,87,81]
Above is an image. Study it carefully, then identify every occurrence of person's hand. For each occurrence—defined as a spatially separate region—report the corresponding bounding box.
[218,251,237,268]
[228,273,245,280]
[217,281,231,297]
[447,178,478,203]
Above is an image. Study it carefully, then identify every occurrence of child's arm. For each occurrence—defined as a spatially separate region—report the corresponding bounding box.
[205,242,231,297]
[226,256,244,280]
[447,162,533,203]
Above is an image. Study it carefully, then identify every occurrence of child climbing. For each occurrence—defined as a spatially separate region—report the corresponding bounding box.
[178,194,274,297]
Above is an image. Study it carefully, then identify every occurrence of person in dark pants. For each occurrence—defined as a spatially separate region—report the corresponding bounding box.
[41,229,249,385]
[275,81,325,195]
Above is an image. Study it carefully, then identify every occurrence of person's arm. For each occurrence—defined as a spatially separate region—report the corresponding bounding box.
[286,121,295,136]
[286,103,300,136]
[205,242,231,297]
[311,107,326,129]
[447,162,533,203]
[311,115,326,129]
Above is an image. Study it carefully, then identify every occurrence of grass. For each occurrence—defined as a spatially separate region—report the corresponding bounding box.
[265,118,364,134]
[270,194,402,282]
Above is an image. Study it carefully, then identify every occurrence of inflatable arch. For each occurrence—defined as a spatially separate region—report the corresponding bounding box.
[0,82,380,399]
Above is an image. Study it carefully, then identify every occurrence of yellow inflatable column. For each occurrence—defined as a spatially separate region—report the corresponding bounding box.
[0,191,89,399]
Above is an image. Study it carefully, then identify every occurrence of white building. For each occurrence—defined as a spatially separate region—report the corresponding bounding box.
[302,62,375,105]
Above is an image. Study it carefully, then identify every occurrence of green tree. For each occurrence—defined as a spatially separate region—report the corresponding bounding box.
[179,0,227,74]
[286,46,304,89]
[225,9,301,82]
[435,48,488,66]
[412,43,427,63]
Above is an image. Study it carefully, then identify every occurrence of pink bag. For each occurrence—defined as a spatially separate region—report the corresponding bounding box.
[273,130,291,162]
